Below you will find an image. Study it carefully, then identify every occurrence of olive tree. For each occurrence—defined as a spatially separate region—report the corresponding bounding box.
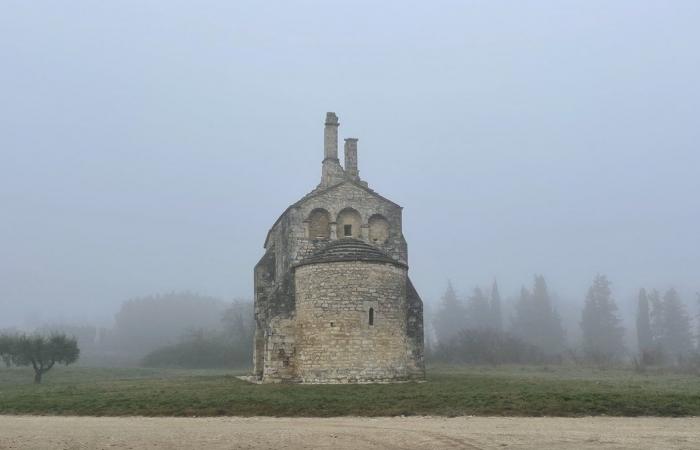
[0,333,79,383]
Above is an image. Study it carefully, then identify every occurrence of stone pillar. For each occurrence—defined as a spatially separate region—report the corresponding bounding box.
[344,138,359,181]
[324,112,339,161]
[320,112,345,187]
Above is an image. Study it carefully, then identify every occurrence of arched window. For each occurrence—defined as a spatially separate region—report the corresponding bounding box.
[369,307,374,326]
[308,209,330,239]
[368,214,390,244]
[337,208,362,238]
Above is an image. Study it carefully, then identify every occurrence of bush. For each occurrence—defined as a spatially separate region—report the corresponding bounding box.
[113,292,228,358]
[430,329,546,365]
[141,332,251,369]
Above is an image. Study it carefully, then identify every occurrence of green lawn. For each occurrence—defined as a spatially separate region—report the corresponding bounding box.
[1,365,699,417]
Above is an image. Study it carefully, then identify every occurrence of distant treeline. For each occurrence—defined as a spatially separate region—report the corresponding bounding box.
[429,274,699,367]
[24,292,254,368]
[12,276,699,370]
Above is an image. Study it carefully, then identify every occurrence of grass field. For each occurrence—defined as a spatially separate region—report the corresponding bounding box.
[1,365,699,417]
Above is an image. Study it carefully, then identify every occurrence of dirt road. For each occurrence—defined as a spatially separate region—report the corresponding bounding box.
[0,415,698,449]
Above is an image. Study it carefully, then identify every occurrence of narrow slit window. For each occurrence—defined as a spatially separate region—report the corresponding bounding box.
[369,308,374,326]
[344,224,352,237]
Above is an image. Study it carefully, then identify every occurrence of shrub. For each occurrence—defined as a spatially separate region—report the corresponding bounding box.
[141,332,251,369]
[430,328,546,365]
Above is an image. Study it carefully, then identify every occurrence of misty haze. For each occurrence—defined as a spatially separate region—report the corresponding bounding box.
[1,1,700,449]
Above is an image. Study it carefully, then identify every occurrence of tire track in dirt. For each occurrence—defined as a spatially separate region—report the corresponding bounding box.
[312,421,484,449]
[2,415,700,449]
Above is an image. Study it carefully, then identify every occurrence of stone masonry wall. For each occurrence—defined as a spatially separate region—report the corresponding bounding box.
[294,261,412,383]
[293,182,407,265]
[254,180,427,382]
[266,181,408,276]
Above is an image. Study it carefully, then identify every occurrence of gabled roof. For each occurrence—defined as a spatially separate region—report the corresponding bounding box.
[292,238,407,269]
[296,179,402,210]
[263,180,402,248]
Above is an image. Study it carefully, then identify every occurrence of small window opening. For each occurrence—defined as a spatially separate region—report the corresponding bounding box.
[330,322,335,327]
[369,308,374,326]
[344,224,352,237]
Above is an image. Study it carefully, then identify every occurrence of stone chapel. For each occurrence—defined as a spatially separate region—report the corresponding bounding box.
[253,112,425,383]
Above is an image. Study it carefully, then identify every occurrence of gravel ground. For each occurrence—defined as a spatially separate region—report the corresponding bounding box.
[0,415,699,449]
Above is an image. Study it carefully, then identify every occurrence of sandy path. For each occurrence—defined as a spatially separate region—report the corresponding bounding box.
[0,415,698,449]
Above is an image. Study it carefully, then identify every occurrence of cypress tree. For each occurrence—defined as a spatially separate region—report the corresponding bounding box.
[465,287,491,330]
[636,288,653,354]
[490,280,503,332]
[433,281,466,344]
[648,289,664,345]
[511,275,565,356]
[580,274,625,362]
[660,288,693,358]
[697,293,700,352]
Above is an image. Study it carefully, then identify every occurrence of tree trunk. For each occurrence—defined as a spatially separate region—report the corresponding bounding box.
[34,370,42,384]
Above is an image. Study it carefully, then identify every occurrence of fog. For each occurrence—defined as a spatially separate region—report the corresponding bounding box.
[1,1,699,340]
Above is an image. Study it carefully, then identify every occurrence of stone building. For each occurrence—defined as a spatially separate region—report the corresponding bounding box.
[253,112,425,383]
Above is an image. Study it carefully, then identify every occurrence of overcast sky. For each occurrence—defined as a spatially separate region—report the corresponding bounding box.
[1,1,699,328]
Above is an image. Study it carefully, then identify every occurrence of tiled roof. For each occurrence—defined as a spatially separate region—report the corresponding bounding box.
[293,238,407,269]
